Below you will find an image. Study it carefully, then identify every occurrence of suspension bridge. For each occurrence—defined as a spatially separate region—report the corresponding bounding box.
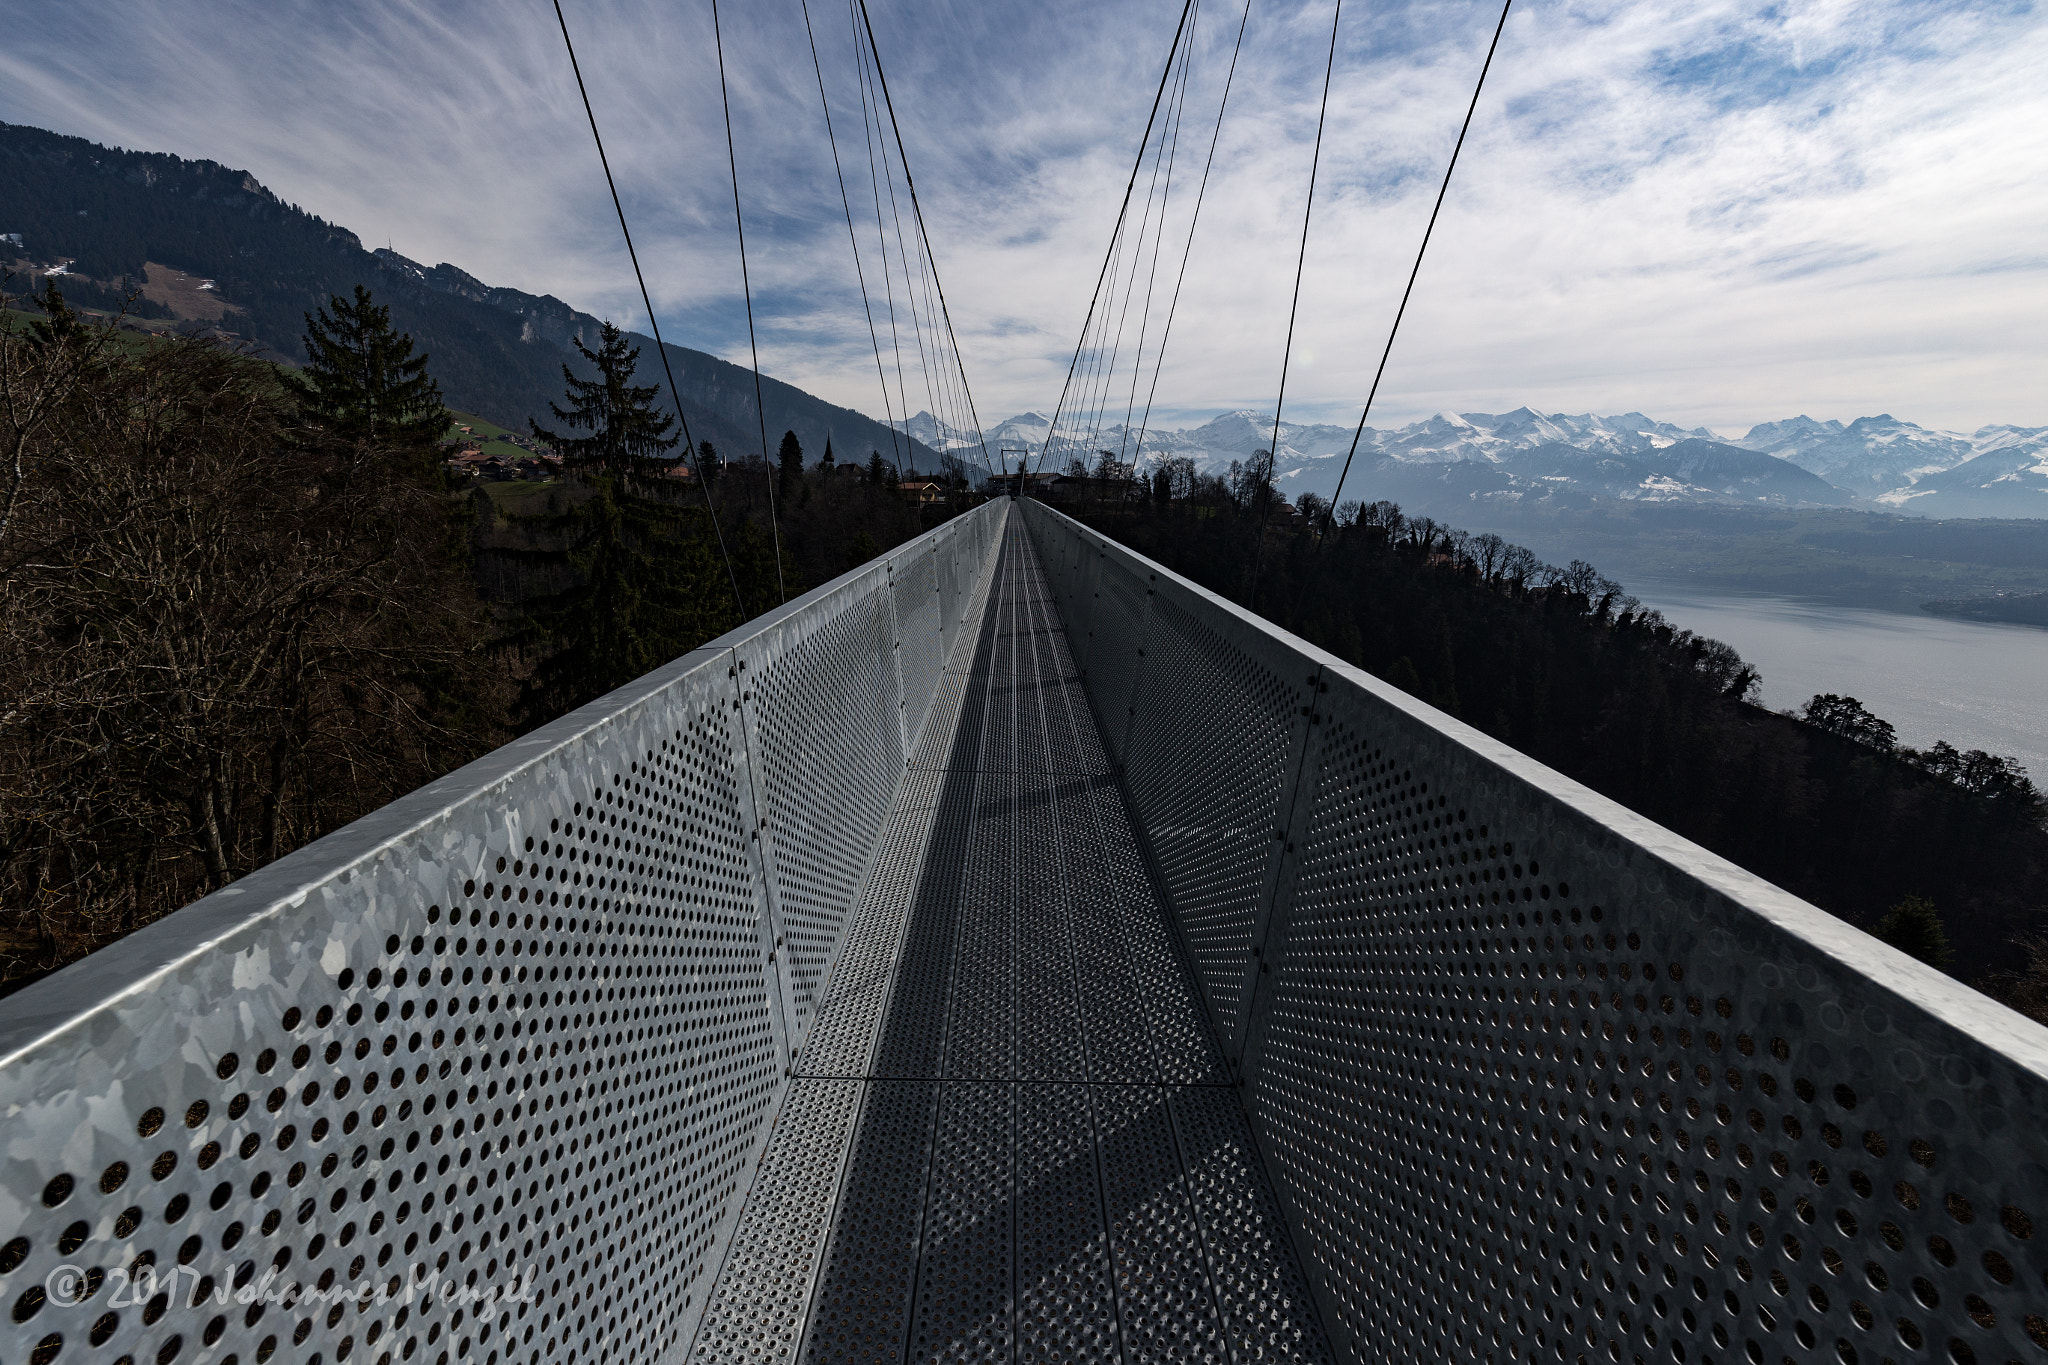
[1,2,2044,1364]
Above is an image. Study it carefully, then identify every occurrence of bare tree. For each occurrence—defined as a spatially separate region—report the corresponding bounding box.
[0,311,504,983]
[1470,532,1506,583]
[1500,545,1542,592]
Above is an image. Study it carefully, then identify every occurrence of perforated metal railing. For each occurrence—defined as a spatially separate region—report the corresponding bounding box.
[1020,498,2048,1365]
[5,494,2047,1365]
[0,499,1007,1365]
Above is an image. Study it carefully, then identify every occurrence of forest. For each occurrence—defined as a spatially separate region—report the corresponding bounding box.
[0,284,961,991]
[1062,457,2048,1018]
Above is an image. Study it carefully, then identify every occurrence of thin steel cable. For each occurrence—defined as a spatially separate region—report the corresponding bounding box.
[801,0,904,471]
[1064,9,1197,481]
[1246,0,1342,608]
[854,0,997,477]
[1325,0,1515,527]
[1090,85,1174,471]
[847,0,953,477]
[1117,27,1196,471]
[1056,78,1148,476]
[1033,0,1198,475]
[854,10,949,472]
[710,0,786,604]
[548,0,746,620]
[874,97,943,460]
[1131,0,1251,480]
[848,2,916,471]
[1069,215,1128,471]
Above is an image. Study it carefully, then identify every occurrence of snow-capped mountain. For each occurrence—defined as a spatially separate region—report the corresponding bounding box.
[1730,415,2048,517]
[898,405,2046,518]
[1869,426,2048,518]
[1733,415,1974,496]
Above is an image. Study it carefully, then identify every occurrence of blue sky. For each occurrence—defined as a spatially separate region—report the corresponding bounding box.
[2,0,2044,434]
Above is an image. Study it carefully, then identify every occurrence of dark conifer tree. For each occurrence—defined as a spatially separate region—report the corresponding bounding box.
[511,476,732,726]
[777,429,804,502]
[530,321,677,473]
[1874,895,1954,969]
[845,529,878,570]
[867,451,887,486]
[511,323,724,725]
[283,285,449,463]
[27,280,86,348]
[697,440,720,488]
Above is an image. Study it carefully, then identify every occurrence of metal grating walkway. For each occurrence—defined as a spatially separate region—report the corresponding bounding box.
[688,521,1332,1362]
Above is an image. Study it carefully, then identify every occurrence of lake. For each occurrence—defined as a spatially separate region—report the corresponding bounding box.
[1628,582,2048,782]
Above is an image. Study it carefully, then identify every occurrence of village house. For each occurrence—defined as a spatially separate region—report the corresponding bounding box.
[897,477,944,507]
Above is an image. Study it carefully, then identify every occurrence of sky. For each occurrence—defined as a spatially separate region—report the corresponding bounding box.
[3,0,2045,437]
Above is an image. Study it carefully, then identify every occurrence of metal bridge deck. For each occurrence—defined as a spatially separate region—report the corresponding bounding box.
[688,521,1330,1362]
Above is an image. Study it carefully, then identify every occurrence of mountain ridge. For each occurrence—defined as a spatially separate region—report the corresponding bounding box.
[907,403,2046,517]
[0,121,941,472]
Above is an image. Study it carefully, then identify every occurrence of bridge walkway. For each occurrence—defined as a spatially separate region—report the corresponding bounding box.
[687,519,1331,1362]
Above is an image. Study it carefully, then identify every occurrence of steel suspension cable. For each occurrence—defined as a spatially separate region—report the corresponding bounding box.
[1032,0,1198,476]
[1245,0,1343,608]
[1069,210,1130,470]
[1324,0,1515,526]
[1115,23,1197,471]
[854,0,997,477]
[880,130,946,465]
[847,3,916,472]
[1131,0,1252,483]
[548,0,747,620]
[1090,82,1174,467]
[710,0,786,604]
[852,11,951,473]
[801,0,905,471]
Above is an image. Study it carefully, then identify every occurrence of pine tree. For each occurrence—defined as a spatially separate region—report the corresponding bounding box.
[697,440,720,488]
[530,321,678,473]
[1873,895,1953,970]
[282,285,448,462]
[867,451,887,485]
[513,474,732,725]
[510,327,725,724]
[845,529,878,571]
[777,429,804,502]
[27,280,86,349]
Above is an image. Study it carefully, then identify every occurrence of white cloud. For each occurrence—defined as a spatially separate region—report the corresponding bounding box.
[2,0,2042,434]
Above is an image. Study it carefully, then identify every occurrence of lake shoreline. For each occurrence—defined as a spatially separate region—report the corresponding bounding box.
[1628,580,2048,781]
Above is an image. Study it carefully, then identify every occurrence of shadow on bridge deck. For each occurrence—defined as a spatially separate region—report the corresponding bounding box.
[687,521,1331,1361]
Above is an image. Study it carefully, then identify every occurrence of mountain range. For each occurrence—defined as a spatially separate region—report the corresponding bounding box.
[906,406,2048,519]
[4,119,2039,520]
[0,121,939,471]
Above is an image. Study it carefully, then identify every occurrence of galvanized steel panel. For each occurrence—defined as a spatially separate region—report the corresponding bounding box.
[1020,497,2048,1365]
[0,501,1011,1365]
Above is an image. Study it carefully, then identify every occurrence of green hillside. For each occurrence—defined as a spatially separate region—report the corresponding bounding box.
[446,411,532,461]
